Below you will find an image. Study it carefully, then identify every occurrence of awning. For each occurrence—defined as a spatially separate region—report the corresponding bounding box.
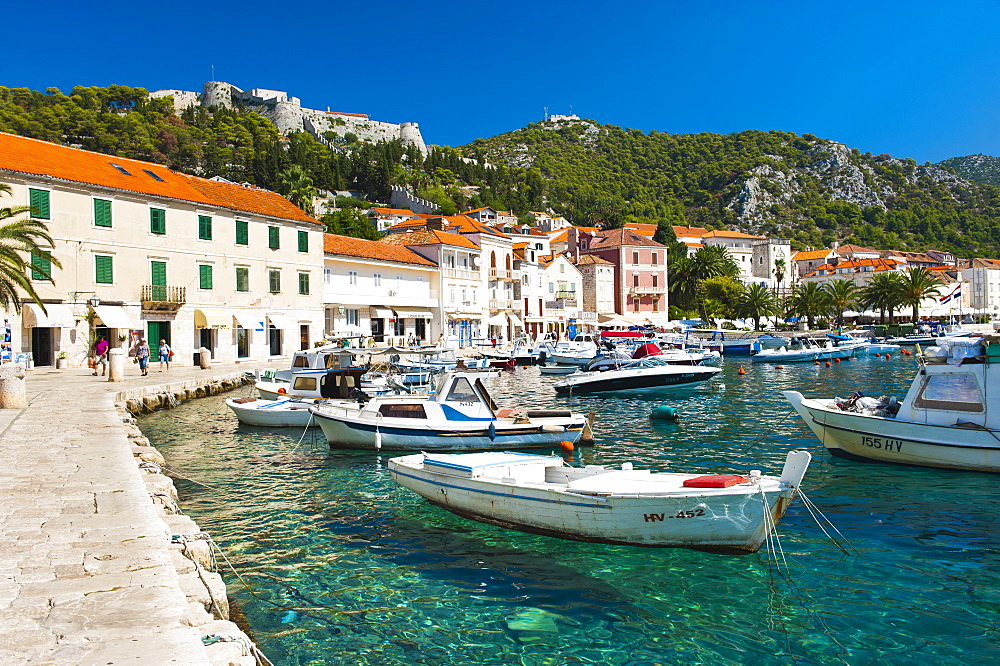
[93,305,134,329]
[195,308,231,329]
[507,313,524,328]
[486,313,507,326]
[371,307,394,319]
[447,312,483,320]
[23,303,76,328]
[394,308,434,319]
[266,313,292,329]
[233,310,263,330]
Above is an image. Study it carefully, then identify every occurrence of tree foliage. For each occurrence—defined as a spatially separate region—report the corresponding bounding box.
[0,183,62,313]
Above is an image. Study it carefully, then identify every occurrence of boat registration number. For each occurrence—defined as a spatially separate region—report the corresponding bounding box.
[860,436,903,452]
[644,509,704,522]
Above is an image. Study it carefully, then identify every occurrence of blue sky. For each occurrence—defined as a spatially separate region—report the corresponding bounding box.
[4,1,999,163]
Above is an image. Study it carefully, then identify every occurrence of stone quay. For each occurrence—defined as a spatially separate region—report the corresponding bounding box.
[0,360,279,665]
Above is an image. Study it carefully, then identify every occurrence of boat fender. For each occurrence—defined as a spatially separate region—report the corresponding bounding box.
[560,440,574,453]
[277,387,286,394]
[488,422,497,441]
[650,406,679,421]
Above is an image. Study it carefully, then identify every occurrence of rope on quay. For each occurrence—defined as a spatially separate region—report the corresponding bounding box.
[201,633,274,666]
[140,460,226,492]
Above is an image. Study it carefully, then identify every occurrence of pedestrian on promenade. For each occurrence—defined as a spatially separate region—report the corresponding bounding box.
[92,337,109,376]
[136,338,150,376]
[158,339,171,372]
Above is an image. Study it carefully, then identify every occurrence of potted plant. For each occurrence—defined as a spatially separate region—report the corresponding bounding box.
[56,351,68,369]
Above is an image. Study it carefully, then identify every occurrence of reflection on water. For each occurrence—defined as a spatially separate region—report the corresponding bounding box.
[143,356,1000,665]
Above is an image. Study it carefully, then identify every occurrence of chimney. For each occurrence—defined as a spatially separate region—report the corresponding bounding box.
[426,217,445,231]
[568,227,579,263]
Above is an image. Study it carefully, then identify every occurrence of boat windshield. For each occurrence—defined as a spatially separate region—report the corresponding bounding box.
[914,373,985,412]
[446,377,482,404]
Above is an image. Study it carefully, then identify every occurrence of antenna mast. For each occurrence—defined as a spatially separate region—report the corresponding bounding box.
[543,106,549,121]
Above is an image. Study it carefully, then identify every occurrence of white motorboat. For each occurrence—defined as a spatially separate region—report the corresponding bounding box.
[226,396,320,427]
[309,372,587,451]
[257,366,387,401]
[388,450,812,553]
[784,337,1000,472]
[539,364,579,375]
[542,334,600,366]
[554,356,721,394]
[751,346,821,364]
[866,342,901,354]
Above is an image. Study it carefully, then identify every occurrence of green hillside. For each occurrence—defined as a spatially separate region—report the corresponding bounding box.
[937,154,1000,187]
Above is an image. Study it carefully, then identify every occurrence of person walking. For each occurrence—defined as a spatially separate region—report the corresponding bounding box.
[158,339,171,372]
[92,336,109,376]
[136,338,150,377]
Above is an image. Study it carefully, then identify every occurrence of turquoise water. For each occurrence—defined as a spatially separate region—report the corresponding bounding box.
[142,357,1000,665]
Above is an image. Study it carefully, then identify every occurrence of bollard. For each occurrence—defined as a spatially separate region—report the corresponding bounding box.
[0,363,27,409]
[198,347,212,369]
[107,347,126,382]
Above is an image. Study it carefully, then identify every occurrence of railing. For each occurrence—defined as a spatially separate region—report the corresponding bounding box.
[555,290,577,300]
[443,268,478,281]
[141,285,186,310]
[580,311,598,321]
[629,285,667,295]
[489,299,514,310]
[489,268,521,281]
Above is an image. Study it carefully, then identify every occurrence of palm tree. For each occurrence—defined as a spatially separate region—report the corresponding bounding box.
[785,281,829,330]
[689,246,740,322]
[277,165,317,216]
[823,280,860,329]
[859,272,904,324]
[897,267,944,322]
[738,283,780,331]
[773,258,787,290]
[0,184,62,314]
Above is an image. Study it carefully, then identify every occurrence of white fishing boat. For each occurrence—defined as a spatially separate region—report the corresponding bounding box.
[257,366,387,401]
[225,396,320,427]
[553,356,721,394]
[388,450,812,553]
[542,334,600,365]
[784,336,1000,472]
[309,372,587,451]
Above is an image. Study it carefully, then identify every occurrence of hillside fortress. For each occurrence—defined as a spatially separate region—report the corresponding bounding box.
[151,81,426,154]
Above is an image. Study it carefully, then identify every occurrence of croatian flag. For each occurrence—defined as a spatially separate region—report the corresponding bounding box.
[940,284,961,304]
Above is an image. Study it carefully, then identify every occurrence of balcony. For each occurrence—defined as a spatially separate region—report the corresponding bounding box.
[629,285,667,296]
[141,285,186,311]
[545,300,565,311]
[489,268,521,282]
[489,299,514,310]
[443,268,478,281]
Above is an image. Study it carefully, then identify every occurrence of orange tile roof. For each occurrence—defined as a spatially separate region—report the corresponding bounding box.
[672,225,710,237]
[684,242,704,248]
[835,244,879,255]
[370,207,419,217]
[462,206,495,214]
[443,215,508,237]
[589,228,665,249]
[575,254,613,265]
[512,242,529,249]
[624,222,657,237]
[380,229,480,250]
[324,234,436,266]
[813,258,902,272]
[792,249,834,261]
[700,230,764,239]
[0,131,317,224]
[387,218,432,231]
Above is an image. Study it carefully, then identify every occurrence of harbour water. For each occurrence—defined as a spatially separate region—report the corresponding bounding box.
[142,356,1000,665]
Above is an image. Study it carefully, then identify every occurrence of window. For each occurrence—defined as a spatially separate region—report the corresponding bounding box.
[633,274,640,287]
[324,268,332,284]
[143,169,165,182]
[110,163,132,176]
[374,273,381,287]
[269,269,281,294]
[297,230,308,253]
[449,287,456,303]
[199,264,213,290]
[94,199,112,227]
[346,309,359,326]
[235,219,249,245]
[633,251,640,265]
[652,252,658,266]
[446,377,481,403]
[236,267,249,292]
[633,299,640,313]
[298,272,310,295]
[560,263,565,273]
[349,270,358,285]
[915,374,984,412]
[150,261,167,299]
[198,215,212,240]
[95,255,113,284]
[548,282,554,293]
[268,226,280,249]
[150,208,166,234]
[29,189,50,219]
[293,377,318,392]
[652,274,658,287]
[31,252,51,281]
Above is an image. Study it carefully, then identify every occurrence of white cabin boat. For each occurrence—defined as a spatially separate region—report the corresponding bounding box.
[225,397,320,427]
[388,450,812,553]
[784,337,1000,472]
[751,346,821,364]
[309,372,587,451]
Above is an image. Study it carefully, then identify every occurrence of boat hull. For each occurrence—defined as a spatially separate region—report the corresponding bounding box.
[312,408,585,451]
[554,368,719,394]
[390,463,795,553]
[783,391,1000,472]
[226,398,317,427]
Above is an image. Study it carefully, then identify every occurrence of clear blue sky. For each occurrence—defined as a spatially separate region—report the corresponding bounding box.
[4,0,999,163]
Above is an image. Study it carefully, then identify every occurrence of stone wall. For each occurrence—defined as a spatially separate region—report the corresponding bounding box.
[390,185,438,214]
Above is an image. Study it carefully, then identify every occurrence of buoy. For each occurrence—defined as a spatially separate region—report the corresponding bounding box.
[825,361,831,368]
[650,405,679,420]
[775,365,784,369]
[886,354,891,360]
[738,366,746,375]
[815,361,821,365]
[875,353,881,357]
[278,387,286,394]
[835,358,841,363]
[523,366,529,369]
[560,440,574,453]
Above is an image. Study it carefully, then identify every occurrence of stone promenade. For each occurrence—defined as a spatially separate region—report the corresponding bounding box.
[0,361,277,664]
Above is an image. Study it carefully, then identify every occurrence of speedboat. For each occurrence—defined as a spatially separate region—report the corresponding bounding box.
[751,345,820,364]
[309,372,587,451]
[553,356,721,394]
[539,364,579,375]
[388,450,812,553]
[784,337,1000,472]
[541,333,600,365]
[226,396,320,427]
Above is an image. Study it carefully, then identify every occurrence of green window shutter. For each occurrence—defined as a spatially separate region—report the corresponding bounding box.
[199,215,213,240]
[199,264,213,290]
[298,272,310,295]
[268,226,279,249]
[236,267,249,292]
[29,189,50,219]
[95,255,113,284]
[150,208,166,234]
[269,270,281,293]
[94,199,112,227]
[297,230,308,253]
[236,219,249,245]
[150,261,167,300]
[31,252,51,281]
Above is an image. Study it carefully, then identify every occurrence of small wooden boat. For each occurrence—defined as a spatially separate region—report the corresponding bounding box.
[310,372,587,451]
[226,396,320,427]
[388,450,812,553]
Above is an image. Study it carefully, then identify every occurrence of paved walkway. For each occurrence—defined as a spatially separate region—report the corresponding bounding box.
[0,360,278,664]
